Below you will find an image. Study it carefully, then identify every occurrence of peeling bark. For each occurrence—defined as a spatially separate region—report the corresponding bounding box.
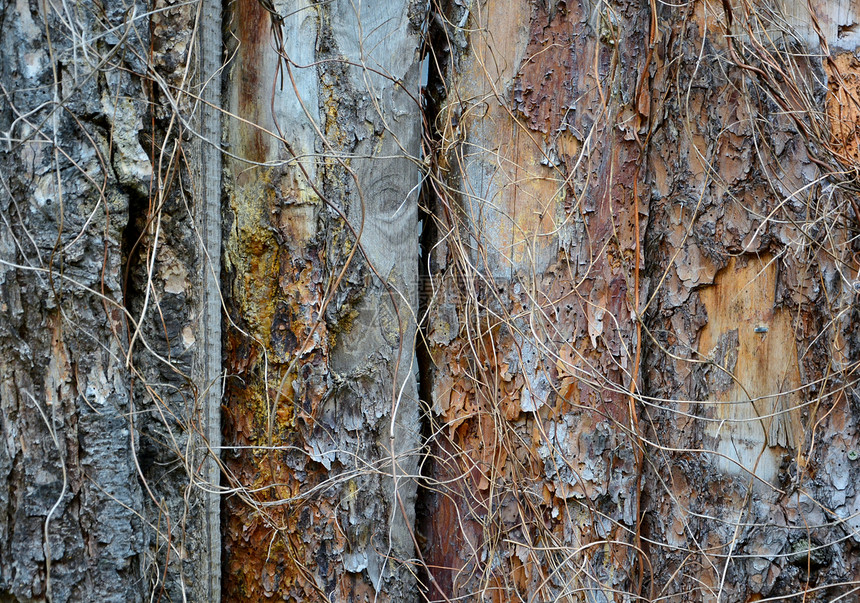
[422,0,649,598]
[0,1,148,599]
[637,0,860,598]
[221,0,422,599]
[3,0,860,600]
[0,0,223,599]
[421,0,860,601]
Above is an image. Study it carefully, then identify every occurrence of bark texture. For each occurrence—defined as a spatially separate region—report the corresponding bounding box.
[421,0,860,601]
[0,0,222,600]
[640,1,860,599]
[220,0,422,600]
[0,2,148,599]
[3,0,860,600]
[422,0,647,596]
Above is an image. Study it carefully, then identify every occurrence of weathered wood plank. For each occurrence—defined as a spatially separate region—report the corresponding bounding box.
[221,0,422,599]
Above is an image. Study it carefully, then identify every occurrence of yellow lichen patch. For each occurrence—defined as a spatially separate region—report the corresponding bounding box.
[698,255,803,484]
[223,5,331,597]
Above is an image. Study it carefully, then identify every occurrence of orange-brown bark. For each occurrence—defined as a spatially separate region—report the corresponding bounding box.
[221,0,422,599]
[423,0,650,598]
[222,1,332,598]
[422,0,860,600]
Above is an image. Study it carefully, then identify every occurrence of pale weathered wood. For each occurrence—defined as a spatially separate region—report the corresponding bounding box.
[221,0,422,599]
[193,0,223,597]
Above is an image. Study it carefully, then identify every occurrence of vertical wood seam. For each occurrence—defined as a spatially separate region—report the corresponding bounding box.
[196,0,223,597]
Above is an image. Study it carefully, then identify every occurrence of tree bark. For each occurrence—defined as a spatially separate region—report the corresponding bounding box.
[0,1,149,599]
[639,1,860,599]
[0,0,222,600]
[3,0,860,601]
[420,0,860,601]
[220,0,422,600]
[422,0,649,597]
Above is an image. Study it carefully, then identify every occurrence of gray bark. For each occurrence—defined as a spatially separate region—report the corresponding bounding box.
[0,0,149,600]
[0,0,222,600]
[192,0,223,598]
[219,0,423,599]
[3,0,860,601]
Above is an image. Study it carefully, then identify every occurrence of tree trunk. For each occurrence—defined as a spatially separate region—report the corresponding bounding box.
[3,0,860,601]
[420,0,860,601]
[0,0,222,600]
[220,0,422,600]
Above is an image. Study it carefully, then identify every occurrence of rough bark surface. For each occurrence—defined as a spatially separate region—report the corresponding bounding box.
[3,0,860,600]
[640,1,860,600]
[0,0,222,600]
[220,0,422,600]
[420,0,860,601]
[422,0,649,598]
[130,0,223,598]
[0,1,149,600]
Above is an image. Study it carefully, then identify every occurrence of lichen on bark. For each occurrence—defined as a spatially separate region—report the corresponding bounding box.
[221,0,422,599]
